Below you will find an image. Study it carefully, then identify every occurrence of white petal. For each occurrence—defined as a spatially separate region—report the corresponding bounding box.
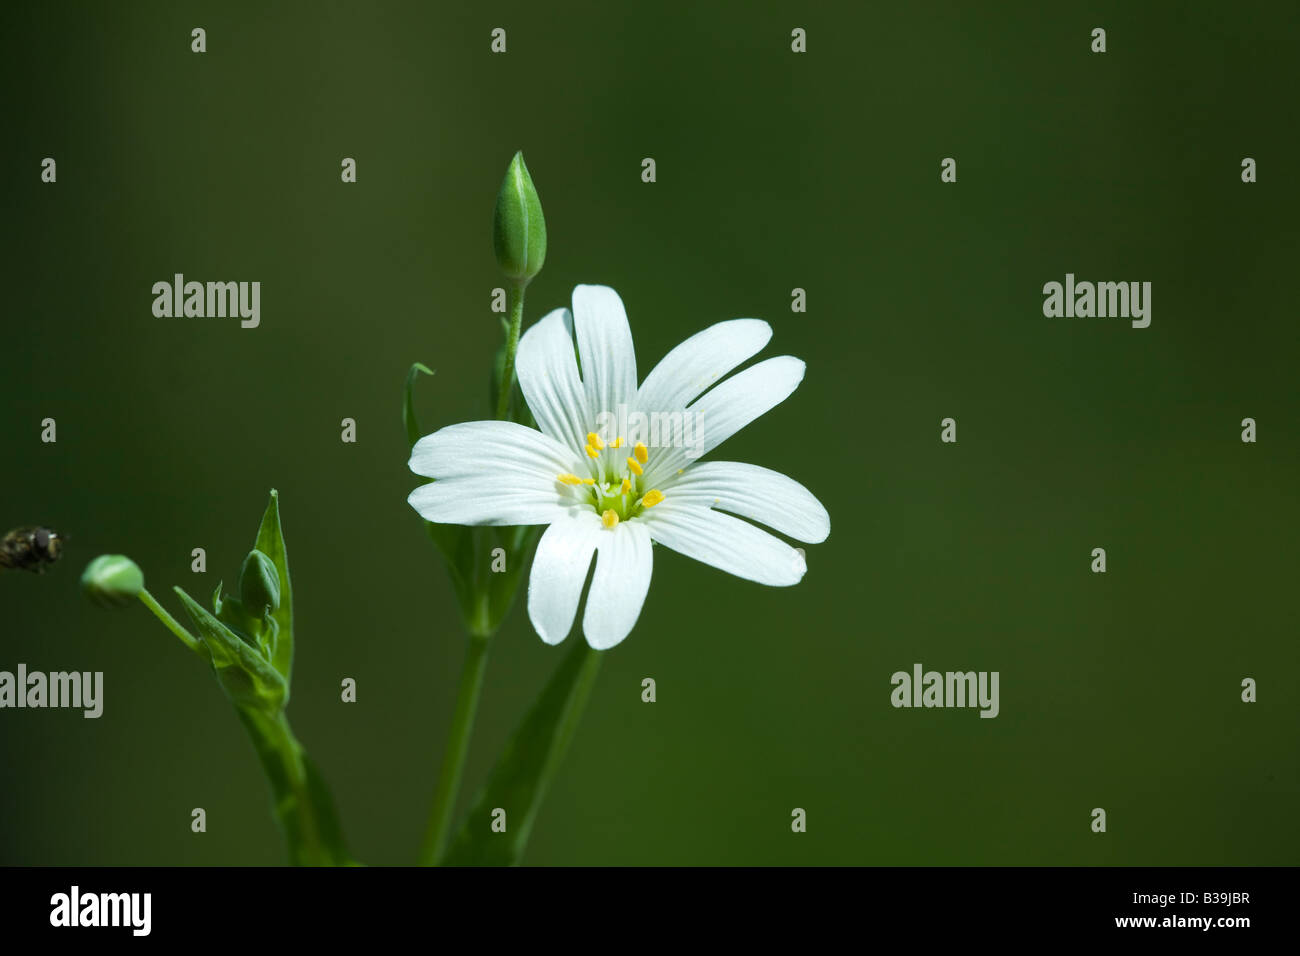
[636,318,772,414]
[661,462,830,543]
[572,285,637,426]
[528,510,602,645]
[408,482,578,526]
[644,355,806,484]
[641,502,807,586]
[582,520,653,650]
[516,307,590,452]
[407,420,584,526]
[409,419,582,479]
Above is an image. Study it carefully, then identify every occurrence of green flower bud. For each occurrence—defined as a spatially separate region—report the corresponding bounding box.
[238,549,280,614]
[81,554,144,608]
[492,151,547,285]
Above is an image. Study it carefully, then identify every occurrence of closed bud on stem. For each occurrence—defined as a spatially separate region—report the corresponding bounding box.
[81,554,144,607]
[238,549,280,614]
[492,151,547,286]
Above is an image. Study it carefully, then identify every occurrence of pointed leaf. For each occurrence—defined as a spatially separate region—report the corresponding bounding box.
[485,525,539,633]
[441,639,602,865]
[253,490,294,680]
[403,362,435,450]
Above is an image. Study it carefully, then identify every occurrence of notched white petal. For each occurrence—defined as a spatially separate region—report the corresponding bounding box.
[643,355,807,484]
[637,318,773,413]
[517,307,589,450]
[662,462,830,543]
[582,521,653,650]
[408,419,584,480]
[572,284,638,425]
[408,482,573,527]
[528,511,601,644]
[641,503,807,587]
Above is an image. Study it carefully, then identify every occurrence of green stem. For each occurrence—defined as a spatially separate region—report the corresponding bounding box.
[495,284,526,420]
[137,587,200,652]
[419,634,492,865]
[419,279,526,864]
[236,708,353,865]
[439,639,603,866]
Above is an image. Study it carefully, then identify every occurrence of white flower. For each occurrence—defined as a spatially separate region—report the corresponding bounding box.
[408,284,830,650]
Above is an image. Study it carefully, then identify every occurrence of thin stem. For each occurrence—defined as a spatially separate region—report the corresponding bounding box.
[137,587,201,652]
[418,634,492,865]
[495,283,526,420]
[237,708,352,865]
[421,278,522,863]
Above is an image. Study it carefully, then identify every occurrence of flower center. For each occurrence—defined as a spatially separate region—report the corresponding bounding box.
[556,433,665,528]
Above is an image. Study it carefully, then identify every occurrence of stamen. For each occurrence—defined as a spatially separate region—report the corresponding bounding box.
[642,489,664,508]
[634,441,649,464]
[626,457,643,476]
[582,478,596,485]
[585,443,600,459]
[601,509,620,529]
[620,478,631,495]
[557,473,583,485]
[586,432,605,451]
[612,436,625,448]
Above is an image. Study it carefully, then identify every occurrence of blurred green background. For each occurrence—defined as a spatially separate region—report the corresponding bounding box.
[2,0,1297,865]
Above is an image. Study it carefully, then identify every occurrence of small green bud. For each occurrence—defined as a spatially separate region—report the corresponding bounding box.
[492,151,547,285]
[238,549,280,614]
[81,554,144,607]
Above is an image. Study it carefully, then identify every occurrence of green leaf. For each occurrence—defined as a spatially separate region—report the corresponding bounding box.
[253,490,294,681]
[403,362,435,450]
[443,526,481,631]
[236,708,354,866]
[484,525,539,633]
[175,587,287,712]
[441,639,602,866]
[302,752,354,864]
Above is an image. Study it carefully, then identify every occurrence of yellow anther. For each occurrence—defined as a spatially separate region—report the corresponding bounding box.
[557,473,583,486]
[642,489,665,508]
[634,441,649,464]
[620,477,631,495]
[626,457,643,476]
[586,432,605,450]
[601,509,620,529]
[612,436,625,448]
[585,443,599,459]
[582,478,596,485]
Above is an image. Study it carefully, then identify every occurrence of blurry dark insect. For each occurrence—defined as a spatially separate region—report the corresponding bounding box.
[0,526,65,573]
